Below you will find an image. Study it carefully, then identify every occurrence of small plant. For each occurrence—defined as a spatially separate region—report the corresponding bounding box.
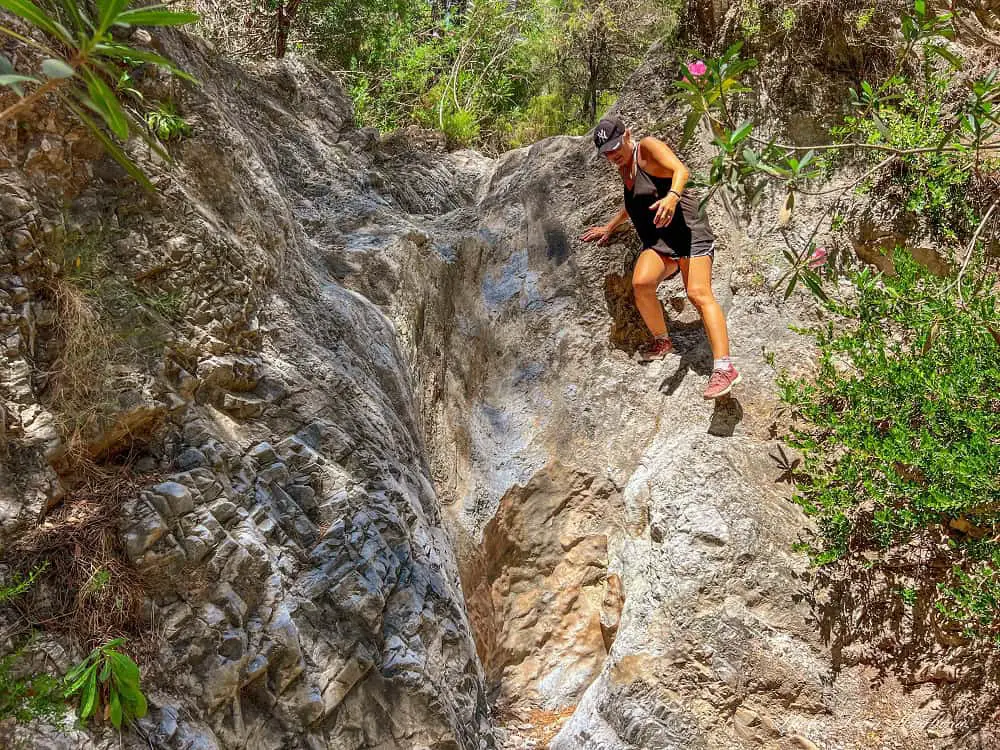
[146,103,191,142]
[779,7,796,32]
[833,74,978,241]
[79,566,112,600]
[43,226,181,446]
[738,0,762,39]
[0,564,64,724]
[64,638,147,729]
[0,645,65,724]
[0,561,49,605]
[0,0,199,189]
[440,106,479,146]
[855,5,876,31]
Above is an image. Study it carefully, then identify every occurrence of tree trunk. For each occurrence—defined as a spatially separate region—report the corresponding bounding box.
[275,0,303,59]
[583,50,599,123]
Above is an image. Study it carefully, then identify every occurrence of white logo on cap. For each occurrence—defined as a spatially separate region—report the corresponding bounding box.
[598,128,608,141]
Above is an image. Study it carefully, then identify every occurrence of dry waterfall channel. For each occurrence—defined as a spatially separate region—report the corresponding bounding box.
[0,29,965,750]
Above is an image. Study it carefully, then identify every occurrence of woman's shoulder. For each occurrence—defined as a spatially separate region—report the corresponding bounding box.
[637,136,675,175]
[639,135,666,145]
[638,135,672,152]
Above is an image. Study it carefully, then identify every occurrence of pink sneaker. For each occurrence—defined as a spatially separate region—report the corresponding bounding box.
[638,337,674,362]
[703,366,741,399]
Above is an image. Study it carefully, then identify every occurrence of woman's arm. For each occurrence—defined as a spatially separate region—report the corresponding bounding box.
[580,207,630,244]
[606,206,630,231]
[640,137,691,227]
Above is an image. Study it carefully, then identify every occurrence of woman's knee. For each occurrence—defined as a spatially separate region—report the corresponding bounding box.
[633,250,669,292]
[632,274,658,295]
[686,285,715,308]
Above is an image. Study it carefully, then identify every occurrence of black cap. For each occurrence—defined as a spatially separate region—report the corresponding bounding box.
[594,116,626,154]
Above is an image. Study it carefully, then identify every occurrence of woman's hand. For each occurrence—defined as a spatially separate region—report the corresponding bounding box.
[650,193,679,228]
[580,224,614,245]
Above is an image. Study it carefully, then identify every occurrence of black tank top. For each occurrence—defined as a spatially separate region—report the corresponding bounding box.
[623,144,715,254]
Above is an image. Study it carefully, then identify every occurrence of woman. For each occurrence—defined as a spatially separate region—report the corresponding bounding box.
[580,115,740,400]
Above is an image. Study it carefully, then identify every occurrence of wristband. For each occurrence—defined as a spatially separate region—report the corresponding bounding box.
[668,190,682,199]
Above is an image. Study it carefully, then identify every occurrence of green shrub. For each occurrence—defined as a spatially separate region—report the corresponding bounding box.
[64,638,147,729]
[318,0,681,151]
[0,648,64,724]
[780,250,1000,637]
[0,565,63,725]
[440,106,479,146]
[834,75,978,241]
[0,562,48,606]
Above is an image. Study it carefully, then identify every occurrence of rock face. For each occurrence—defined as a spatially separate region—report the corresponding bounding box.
[461,464,623,719]
[1,31,494,750]
[0,11,982,750]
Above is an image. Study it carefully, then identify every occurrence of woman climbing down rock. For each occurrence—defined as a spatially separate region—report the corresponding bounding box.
[580,114,740,400]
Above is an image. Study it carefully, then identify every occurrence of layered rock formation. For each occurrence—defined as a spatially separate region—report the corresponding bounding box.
[1,32,494,750]
[0,5,991,750]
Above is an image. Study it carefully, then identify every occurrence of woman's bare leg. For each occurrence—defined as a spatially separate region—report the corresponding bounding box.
[632,249,679,338]
[678,256,730,359]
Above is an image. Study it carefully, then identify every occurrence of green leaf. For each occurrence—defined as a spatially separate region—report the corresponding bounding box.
[114,6,200,27]
[784,273,798,300]
[93,43,199,85]
[801,269,830,302]
[731,119,753,145]
[107,651,140,686]
[0,73,40,90]
[680,109,700,148]
[57,0,91,33]
[82,70,129,139]
[109,688,123,728]
[99,659,111,682]
[871,112,890,139]
[0,53,12,74]
[60,94,154,192]
[115,672,147,719]
[928,44,962,70]
[64,662,97,696]
[41,57,74,79]
[0,0,73,43]
[97,0,130,34]
[79,668,98,719]
[130,688,147,719]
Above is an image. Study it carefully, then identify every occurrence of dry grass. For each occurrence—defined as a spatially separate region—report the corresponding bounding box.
[181,0,276,58]
[43,277,120,457]
[4,462,155,648]
[495,701,577,747]
[526,706,577,746]
[38,228,179,465]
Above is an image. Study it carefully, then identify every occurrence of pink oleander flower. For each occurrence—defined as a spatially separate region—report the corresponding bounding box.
[808,246,829,269]
[687,60,708,77]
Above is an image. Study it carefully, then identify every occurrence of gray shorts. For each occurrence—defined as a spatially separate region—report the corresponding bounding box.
[649,239,715,260]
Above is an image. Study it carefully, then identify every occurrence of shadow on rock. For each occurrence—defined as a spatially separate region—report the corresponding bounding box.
[656,321,715,397]
[797,534,1000,746]
[604,268,655,354]
[708,396,743,436]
